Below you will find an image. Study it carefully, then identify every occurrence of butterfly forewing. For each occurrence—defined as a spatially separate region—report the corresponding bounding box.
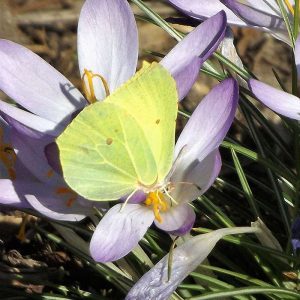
[57,62,178,201]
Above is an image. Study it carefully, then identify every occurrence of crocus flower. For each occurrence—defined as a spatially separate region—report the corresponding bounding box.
[291,217,300,252]
[0,0,227,220]
[168,0,294,44]
[126,226,259,300]
[90,78,239,263]
[0,118,102,221]
[248,35,300,120]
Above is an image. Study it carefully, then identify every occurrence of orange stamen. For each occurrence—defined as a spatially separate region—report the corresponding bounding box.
[284,0,294,15]
[55,187,77,208]
[81,69,110,104]
[0,128,16,180]
[47,169,54,178]
[144,191,169,223]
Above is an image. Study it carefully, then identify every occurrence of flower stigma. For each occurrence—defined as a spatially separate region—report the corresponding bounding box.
[144,191,169,223]
[0,128,16,180]
[284,0,294,14]
[81,69,110,104]
[56,187,77,207]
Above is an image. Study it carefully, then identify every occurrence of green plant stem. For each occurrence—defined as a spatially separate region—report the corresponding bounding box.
[231,149,261,218]
[188,286,300,300]
[240,102,291,236]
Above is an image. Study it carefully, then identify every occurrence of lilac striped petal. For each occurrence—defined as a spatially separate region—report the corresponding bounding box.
[78,0,138,100]
[295,35,300,80]
[120,189,147,204]
[90,204,154,262]
[249,79,300,120]
[161,11,227,100]
[0,100,62,136]
[167,0,246,26]
[25,186,90,222]
[0,40,85,124]
[174,79,238,177]
[291,217,300,251]
[0,179,30,208]
[220,0,285,30]
[154,204,195,236]
[126,227,257,300]
[11,130,61,185]
[171,149,222,204]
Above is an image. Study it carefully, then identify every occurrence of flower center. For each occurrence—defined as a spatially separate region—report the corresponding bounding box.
[55,187,77,207]
[81,69,110,104]
[144,191,169,223]
[284,0,294,14]
[0,128,16,180]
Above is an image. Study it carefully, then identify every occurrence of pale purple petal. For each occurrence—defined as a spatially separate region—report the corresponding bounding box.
[25,187,90,222]
[0,40,85,124]
[126,227,257,300]
[0,100,62,136]
[120,190,147,204]
[220,0,285,31]
[0,179,30,208]
[292,217,300,251]
[249,79,300,120]
[295,35,300,80]
[154,204,195,236]
[168,0,246,25]
[90,204,154,262]
[171,149,222,204]
[161,11,227,100]
[78,0,138,100]
[11,130,61,185]
[174,78,238,169]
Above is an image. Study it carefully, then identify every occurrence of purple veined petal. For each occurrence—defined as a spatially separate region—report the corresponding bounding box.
[167,0,247,26]
[0,179,30,208]
[0,40,85,124]
[120,189,147,204]
[170,149,222,204]
[295,35,300,80]
[126,227,258,300]
[220,0,285,31]
[78,0,138,100]
[161,11,227,100]
[291,217,300,251]
[174,78,238,168]
[249,79,300,120]
[90,204,154,262]
[154,204,196,236]
[11,129,62,185]
[24,185,91,222]
[44,142,63,175]
[0,100,62,136]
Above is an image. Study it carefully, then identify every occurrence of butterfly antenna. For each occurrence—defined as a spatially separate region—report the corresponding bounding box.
[120,188,139,212]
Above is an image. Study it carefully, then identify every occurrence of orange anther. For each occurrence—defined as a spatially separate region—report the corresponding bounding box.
[284,0,294,14]
[55,187,77,208]
[47,169,54,178]
[144,191,169,223]
[0,128,16,180]
[82,69,110,104]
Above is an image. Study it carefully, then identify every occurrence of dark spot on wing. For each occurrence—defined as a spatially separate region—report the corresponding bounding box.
[156,119,160,124]
[106,138,113,145]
